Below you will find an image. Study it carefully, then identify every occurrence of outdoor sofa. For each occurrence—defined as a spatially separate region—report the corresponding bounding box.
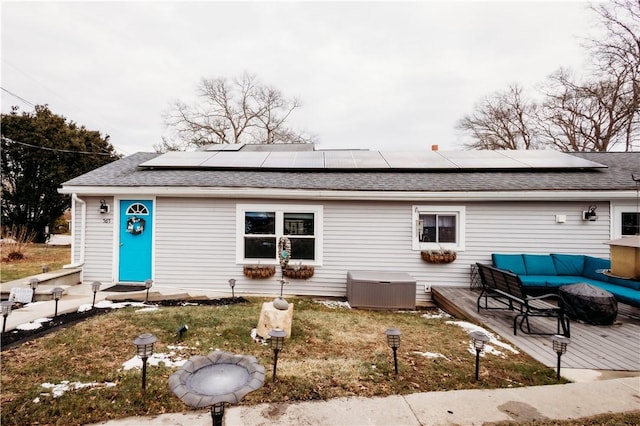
[491,253,640,308]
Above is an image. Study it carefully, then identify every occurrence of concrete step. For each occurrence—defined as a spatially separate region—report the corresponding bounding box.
[1,268,82,302]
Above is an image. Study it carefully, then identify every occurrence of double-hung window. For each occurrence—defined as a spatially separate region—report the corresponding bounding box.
[412,205,465,251]
[237,204,322,264]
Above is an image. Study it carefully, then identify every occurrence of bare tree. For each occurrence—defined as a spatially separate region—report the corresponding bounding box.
[588,0,639,151]
[458,85,540,150]
[159,72,314,151]
[537,68,634,152]
[458,1,638,152]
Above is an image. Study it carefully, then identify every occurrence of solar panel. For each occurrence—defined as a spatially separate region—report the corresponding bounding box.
[140,149,608,171]
[352,151,389,168]
[203,144,245,151]
[200,151,270,168]
[139,151,216,167]
[438,151,525,169]
[499,150,606,168]
[381,151,457,169]
[261,151,325,168]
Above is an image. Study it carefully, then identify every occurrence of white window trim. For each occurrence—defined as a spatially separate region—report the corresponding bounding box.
[236,204,323,265]
[412,205,465,251]
[611,202,639,240]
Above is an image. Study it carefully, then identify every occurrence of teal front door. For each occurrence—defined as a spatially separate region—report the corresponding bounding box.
[119,200,153,282]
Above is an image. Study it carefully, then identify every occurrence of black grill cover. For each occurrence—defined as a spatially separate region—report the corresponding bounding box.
[559,283,618,325]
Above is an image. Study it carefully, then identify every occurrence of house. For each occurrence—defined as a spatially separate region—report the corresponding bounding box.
[59,145,640,306]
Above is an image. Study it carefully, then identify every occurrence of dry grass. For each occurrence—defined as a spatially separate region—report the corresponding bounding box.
[1,298,565,425]
[1,242,70,282]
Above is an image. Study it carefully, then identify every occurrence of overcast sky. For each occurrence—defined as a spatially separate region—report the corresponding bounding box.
[1,1,596,156]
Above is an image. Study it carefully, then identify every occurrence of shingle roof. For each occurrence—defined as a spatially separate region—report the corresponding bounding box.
[61,151,639,192]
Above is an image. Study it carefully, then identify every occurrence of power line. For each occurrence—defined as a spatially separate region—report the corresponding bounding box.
[1,136,115,156]
[1,86,36,108]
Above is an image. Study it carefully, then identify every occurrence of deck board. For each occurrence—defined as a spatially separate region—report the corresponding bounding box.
[432,287,640,371]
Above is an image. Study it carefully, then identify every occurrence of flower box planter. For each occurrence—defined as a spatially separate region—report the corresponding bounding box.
[282,265,315,280]
[243,265,276,279]
[421,250,457,264]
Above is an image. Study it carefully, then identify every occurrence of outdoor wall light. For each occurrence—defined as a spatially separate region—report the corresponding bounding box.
[91,281,101,308]
[551,335,571,380]
[2,301,13,333]
[384,328,401,375]
[51,287,64,317]
[144,279,153,303]
[268,328,286,382]
[228,278,236,299]
[133,333,157,392]
[582,205,598,221]
[99,199,110,214]
[470,330,490,381]
[177,324,189,341]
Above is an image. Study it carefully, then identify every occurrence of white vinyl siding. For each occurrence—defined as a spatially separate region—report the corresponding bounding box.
[77,197,614,305]
[78,196,114,283]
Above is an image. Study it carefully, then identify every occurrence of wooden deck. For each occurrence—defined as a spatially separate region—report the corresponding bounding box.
[432,287,640,371]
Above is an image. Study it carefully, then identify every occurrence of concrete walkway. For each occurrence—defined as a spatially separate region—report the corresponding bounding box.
[90,377,639,425]
[4,282,639,426]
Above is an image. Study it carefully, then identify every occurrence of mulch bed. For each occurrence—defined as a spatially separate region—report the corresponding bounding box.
[0,297,248,351]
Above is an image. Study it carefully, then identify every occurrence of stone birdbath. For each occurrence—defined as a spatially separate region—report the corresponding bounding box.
[169,350,265,426]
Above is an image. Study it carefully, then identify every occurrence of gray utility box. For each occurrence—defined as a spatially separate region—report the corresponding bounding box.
[347,271,416,310]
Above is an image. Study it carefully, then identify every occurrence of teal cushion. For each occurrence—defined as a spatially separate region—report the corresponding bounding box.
[607,276,640,291]
[519,275,547,287]
[523,254,557,276]
[582,256,611,281]
[543,276,586,288]
[591,282,640,307]
[492,254,526,275]
[551,254,585,276]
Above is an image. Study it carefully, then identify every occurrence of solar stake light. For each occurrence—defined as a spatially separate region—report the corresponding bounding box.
[144,279,153,303]
[133,333,157,392]
[177,324,189,341]
[228,278,236,299]
[470,330,491,381]
[268,328,286,382]
[91,281,101,308]
[51,287,64,317]
[2,301,13,333]
[551,335,571,381]
[384,328,401,375]
[211,402,225,426]
[28,278,39,304]
[29,278,39,291]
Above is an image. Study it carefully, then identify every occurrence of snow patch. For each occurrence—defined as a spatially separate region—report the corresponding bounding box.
[446,320,519,358]
[16,317,51,331]
[413,351,449,360]
[314,299,351,309]
[421,309,452,320]
[36,380,116,401]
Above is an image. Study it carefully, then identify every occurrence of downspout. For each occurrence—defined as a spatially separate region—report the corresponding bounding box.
[64,193,86,268]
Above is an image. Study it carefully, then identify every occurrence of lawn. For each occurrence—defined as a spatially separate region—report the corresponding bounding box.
[1,242,71,282]
[1,297,563,426]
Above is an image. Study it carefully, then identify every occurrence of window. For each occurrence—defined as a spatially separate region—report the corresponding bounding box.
[612,203,640,239]
[238,204,322,264]
[621,212,639,236]
[126,203,149,215]
[412,206,465,251]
